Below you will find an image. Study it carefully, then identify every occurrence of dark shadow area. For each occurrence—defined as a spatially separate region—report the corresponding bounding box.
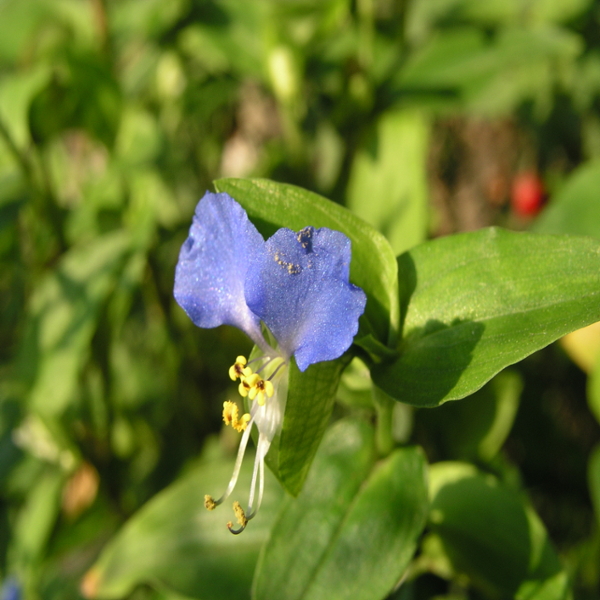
[372,317,485,407]
[396,250,417,337]
[429,474,561,598]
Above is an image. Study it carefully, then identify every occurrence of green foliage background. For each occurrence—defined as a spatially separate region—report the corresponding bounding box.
[1,0,600,599]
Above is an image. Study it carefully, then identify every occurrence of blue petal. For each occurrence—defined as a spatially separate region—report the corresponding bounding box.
[174,192,266,345]
[245,226,366,371]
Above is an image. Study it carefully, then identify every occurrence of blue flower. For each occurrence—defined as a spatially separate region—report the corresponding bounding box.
[0,578,20,600]
[174,191,366,532]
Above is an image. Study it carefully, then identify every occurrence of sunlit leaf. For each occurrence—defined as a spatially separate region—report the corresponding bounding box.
[373,228,600,407]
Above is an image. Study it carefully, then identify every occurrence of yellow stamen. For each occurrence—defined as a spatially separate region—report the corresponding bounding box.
[222,401,251,432]
[229,356,253,381]
[204,495,217,510]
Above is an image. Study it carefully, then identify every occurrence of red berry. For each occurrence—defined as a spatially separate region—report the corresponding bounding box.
[511,171,545,217]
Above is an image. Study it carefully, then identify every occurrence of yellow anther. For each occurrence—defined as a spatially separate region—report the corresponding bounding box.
[239,372,257,397]
[229,356,253,381]
[239,373,259,398]
[222,401,251,432]
[204,495,217,510]
[239,413,251,429]
[226,500,249,534]
[248,378,275,406]
[233,501,248,527]
[245,373,260,387]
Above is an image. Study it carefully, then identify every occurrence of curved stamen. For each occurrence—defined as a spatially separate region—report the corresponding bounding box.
[205,417,254,509]
[227,522,246,535]
[227,501,248,535]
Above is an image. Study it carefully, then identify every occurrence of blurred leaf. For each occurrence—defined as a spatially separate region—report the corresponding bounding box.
[0,65,51,150]
[347,109,430,255]
[397,25,581,115]
[0,0,50,63]
[588,347,600,426]
[29,52,122,147]
[23,231,130,416]
[9,468,65,579]
[214,178,399,347]
[115,107,162,167]
[429,462,569,599]
[176,1,268,77]
[110,0,187,40]
[125,169,179,248]
[464,26,581,115]
[590,445,600,526]
[459,0,592,25]
[0,397,23,484]
[337,357,374,409]
[399,27,489,90]
[405,0,592,46]
[416,370,522,462]
[373,228,600,407]
[271,356,350,496]
[254,419,428,600]
[535,159,600,239]
[87,451,284,600]
[561,321,600,374]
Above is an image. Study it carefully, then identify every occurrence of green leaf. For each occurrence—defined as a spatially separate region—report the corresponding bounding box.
[428,462,570,599]
[213,178,399,347]
[372,228,600,407]
[253,419,428,600]
[534,159,600,239]
[88,451,284,600]
[272,356,350,496]
[347,108,430,255]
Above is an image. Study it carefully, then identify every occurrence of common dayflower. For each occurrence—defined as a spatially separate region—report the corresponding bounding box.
[174,191,366,533]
